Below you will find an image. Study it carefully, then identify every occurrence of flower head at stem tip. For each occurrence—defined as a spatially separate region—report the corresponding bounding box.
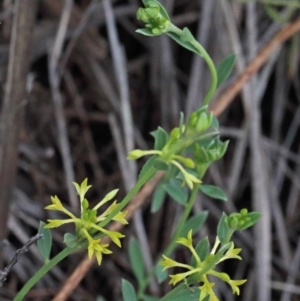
[44,179,127,265]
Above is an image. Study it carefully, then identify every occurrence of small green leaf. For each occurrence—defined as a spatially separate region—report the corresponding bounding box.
[180,211,208,237]
[163,179,188,205]
[217,213,230,244]
[216,53,237,87]
[139,156,157,180]
[37,221,52,262]
[191,237,210,266]
[155,263,168,283]
[152,0,171,21]
[211,115,219,130]
[122,279,137,301]
[153,158,169,171]
[136,28,156,36]
[143,295,159,301]
[151,183,167,213]
[151,127,169,150]
[167,32,200,56]
[199,185,227,201]
[165,288,200,301]
[179,112,185,134]
[129,237,145,286]
[181,27,194,43]
[64,233,78,248]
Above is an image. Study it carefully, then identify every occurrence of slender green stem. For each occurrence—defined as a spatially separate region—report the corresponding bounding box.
[163,184,199,256]
[98,166,157,228]
[167,24,218,107]
[14,247,74,301]
[137,184,200,298]
[189,40,218,106]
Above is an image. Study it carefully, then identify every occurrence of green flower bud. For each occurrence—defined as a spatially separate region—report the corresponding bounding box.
[195,111,213,133]
[170,127,180,139]
[228,216,239,229]
[127,149,146,159]
[136,0,171,36]
[238,220,245,227]
[240,208,248,216]
[173,155,195,168]
[188,112,198,127]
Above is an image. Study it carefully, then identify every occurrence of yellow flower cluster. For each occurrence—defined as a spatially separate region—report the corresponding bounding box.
[44,179,127,265]
[160,230,246,301]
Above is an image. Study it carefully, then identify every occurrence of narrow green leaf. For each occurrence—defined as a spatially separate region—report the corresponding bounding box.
[155,263,168,283]
[64,233,78,248]
[179,112,184,133]
[151,183,166,213]
[138,156,156,180]
[143,295,159,301]
[37,221,52,262]
[216,53,237,87]
[153,158,169,171]
[163,179,188,205]
[166,288,200,301]
[217,213,230,244]
[191,237,210,267]
[167,32,201,56]
[211,115,219,130]
[152,0,171,21]
[122,279,137,301]
[181,27,194,43]
[151,127,169,150]
[199,185,227,201]
[180,211,208,237]
[136,28,156,36]
[129,237,145,286]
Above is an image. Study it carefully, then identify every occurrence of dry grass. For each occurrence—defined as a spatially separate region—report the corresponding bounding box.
[0,0,300,300]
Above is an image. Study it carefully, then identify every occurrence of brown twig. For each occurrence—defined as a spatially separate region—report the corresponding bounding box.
[0,234,43,287]
[211,17,300,116]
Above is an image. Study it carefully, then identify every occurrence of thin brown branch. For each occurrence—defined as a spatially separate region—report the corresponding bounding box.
[211,17,300,116]
[0,234,43,287]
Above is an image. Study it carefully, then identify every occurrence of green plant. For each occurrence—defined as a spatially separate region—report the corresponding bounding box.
[11,1,261,301]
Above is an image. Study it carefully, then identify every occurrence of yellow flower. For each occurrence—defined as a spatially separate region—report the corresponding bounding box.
[160,255,193,271]
[228,279,247,295]
[82,229,112,265]
[199,278,218,301]
[160,231,247,300]
[44,179,127,265]
[170,160,201,189]
[176,229,193,248]
[218,242,242,262]
[169,273,188,286]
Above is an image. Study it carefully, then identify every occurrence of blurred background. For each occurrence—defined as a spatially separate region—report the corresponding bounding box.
[0,0,300,300]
